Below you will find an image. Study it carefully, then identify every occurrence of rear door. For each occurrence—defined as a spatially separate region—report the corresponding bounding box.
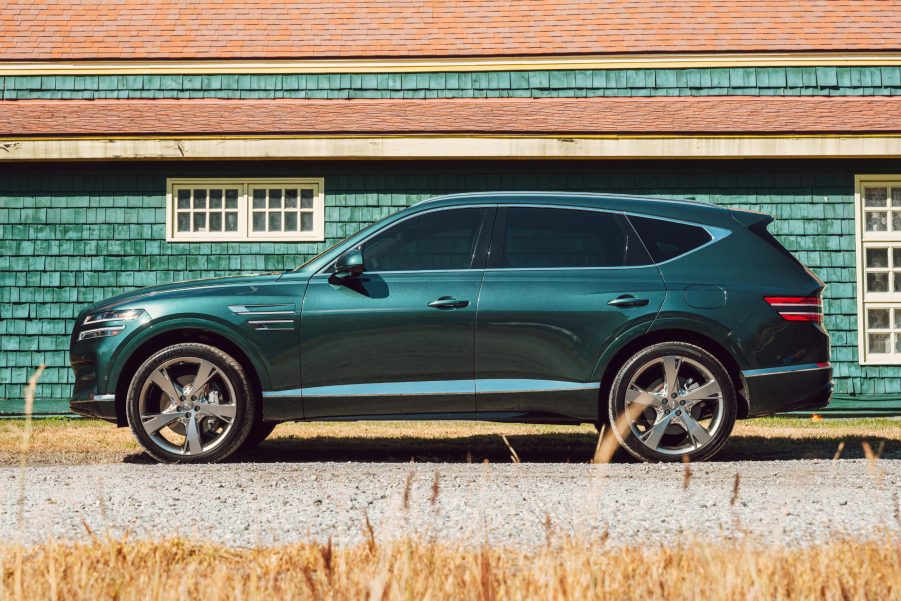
[474,206,666,421]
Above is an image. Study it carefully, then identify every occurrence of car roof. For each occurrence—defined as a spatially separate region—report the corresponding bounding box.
[411,191,731,224]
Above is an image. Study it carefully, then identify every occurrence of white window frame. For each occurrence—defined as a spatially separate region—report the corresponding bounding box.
[855,175,901,365]
[166,178,325,242]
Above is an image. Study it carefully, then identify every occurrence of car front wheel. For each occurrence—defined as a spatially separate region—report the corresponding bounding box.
[125,343,256,463]
[608,342,736,463]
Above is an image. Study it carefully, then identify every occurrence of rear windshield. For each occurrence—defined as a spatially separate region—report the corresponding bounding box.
[627,215,712,263]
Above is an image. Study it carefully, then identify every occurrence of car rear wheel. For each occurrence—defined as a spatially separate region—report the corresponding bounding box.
[608,342,736,463]
[125,343,255,463]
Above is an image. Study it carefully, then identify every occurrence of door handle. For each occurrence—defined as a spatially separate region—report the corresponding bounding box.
[428,296,470,309]
[608,295,650,308]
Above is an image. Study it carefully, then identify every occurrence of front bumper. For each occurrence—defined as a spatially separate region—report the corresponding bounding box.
[741,363,833,417]
[70,395,118,422]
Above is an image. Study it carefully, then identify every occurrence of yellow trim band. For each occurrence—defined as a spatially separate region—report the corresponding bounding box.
[2,135,901,161]
[3,52,901,76]
[3,133,901,143]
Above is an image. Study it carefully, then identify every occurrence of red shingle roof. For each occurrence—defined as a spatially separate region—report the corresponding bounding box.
[2,1,901,61]
[2,96,900,137]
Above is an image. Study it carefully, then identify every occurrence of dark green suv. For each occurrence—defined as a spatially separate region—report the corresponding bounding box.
[70,192,832,463]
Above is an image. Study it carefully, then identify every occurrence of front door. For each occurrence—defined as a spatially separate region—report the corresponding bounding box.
[475,206,666,421]
[300,206,494,418]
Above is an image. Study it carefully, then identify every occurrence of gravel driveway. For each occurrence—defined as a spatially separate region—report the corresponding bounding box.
[3,460,899,548]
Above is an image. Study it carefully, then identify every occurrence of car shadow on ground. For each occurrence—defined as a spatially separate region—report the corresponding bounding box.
[121,432,901,464]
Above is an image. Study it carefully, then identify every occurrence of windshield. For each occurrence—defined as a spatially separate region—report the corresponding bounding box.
[294,239,343,271]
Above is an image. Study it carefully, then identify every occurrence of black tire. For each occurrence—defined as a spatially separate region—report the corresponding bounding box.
[608,341,736,463]
[240,420,279,450]
[125,343,256,463]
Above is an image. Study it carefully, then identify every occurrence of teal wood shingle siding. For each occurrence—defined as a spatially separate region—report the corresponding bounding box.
[0,160,895,412]
[4,66,901,100]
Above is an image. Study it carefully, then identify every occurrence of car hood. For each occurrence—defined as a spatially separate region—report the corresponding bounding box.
[88,272,285,312]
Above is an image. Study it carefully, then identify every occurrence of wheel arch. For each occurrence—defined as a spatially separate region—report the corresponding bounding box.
[595,327,749,422]
[110,326,267,426]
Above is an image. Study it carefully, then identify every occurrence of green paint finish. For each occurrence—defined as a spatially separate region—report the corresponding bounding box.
[0,159,898,412]
[70,195,829,433]
[4,66,901,100]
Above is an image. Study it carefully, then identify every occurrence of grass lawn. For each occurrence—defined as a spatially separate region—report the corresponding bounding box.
[1,416,899,466]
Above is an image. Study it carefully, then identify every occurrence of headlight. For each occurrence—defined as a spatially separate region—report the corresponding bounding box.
[79,308,146,341]
[83,308,146,325]
[79,325,126,341]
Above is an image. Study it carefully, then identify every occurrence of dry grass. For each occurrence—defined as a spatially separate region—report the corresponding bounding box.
[1,416,899,466]
[1,536,899,600]
[2,398,899,599]
[0,417,141,465]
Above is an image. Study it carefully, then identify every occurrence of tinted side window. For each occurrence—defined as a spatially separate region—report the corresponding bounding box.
[363,208,485,272]
[498,207,650,268]
[628,215,712,263]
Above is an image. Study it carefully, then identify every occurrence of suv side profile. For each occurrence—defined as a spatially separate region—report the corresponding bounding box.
[70,192,832,463]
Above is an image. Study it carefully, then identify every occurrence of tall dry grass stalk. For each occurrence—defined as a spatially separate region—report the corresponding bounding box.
[14,365,45,601]
[499,435,521,464]
[17,365,45,528]
[592,402,645,464]
[1,537,899,601]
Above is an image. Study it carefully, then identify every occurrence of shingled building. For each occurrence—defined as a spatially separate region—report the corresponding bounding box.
[2,1,901,414]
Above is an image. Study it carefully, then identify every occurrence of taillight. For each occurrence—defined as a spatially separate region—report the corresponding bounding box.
[764,296,823,322]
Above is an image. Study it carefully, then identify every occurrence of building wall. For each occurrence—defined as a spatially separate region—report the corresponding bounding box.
[3,66,901,100]
[0,159,896,413]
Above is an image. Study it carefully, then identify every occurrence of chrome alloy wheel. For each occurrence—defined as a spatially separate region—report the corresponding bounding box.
[624,354,725,456]
[137,356,238,456]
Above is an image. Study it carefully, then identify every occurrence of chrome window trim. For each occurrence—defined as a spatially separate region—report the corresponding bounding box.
[311,267,482,279]
[491,203,727,271]
[313,201,729,276]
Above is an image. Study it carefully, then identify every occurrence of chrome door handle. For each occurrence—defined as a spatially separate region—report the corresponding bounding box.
[608,295,650,308]
[428,297,470,309]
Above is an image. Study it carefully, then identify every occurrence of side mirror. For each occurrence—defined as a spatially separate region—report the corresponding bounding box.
[333,248,365,278]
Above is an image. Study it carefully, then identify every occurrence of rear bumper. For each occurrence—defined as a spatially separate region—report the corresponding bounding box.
[741,363,833,417]
[70,395,118,423]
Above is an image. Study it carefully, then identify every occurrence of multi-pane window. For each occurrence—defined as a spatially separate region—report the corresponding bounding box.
[175,187,242,235]
[863,186,901,234]
[249,186,318,236]
[166,178,324,242]
[857,177,901,364]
